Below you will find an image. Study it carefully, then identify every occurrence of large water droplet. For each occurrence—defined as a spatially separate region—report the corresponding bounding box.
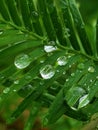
[3,87,10,94]
[57,56,67,66]
[14,54,31,69]
[78,94,89,109]
[88,66,95,73]
[40,65,55,79]
[44,41,57,53]
[78,63,85,69]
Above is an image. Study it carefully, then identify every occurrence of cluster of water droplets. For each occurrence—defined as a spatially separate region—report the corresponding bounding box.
[14,53,31,69]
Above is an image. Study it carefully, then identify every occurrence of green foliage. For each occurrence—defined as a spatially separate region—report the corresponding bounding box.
[0,0,98,129]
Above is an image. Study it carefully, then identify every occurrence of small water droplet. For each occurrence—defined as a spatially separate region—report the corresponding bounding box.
[44,41,57,53]
[40,81,44,85]
[71,73,75,77]
[13,89,17,92]
[25,75,32,80]
[78,63,85,69]
[96,76,98,79]
[40,60,44,63]
[63,71,66,75]
[88,66,95,73]
[3,87,10,94]
[69,65,71,68]
[14,54,31,69]
[32,11,39,18]
[57,56,67,66]
[40,65,55,79]
[56,70,59,73]
[0,30,3,35]
[14,80,19,84]
[66,78,69,82]
[64,28,70,37]
[90,79,93,83]
[78,94,89,109]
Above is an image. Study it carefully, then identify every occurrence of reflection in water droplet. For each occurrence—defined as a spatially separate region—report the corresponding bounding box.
[57,56,67,66]
[3,88,10,94]
[78,94,89,108]
[14,54,31,69]
[40,65,55,79]
[44,41,57,53]
[78,63,85,69]
[88,66,95,73]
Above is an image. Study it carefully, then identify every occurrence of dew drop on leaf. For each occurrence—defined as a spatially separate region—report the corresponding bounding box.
[14,54,31,69]
[71,73,75,77]
[3,87,10,94]
[77,63,85,69]
[57,56,67,66]
[88,66,95,73]
[40,65,55,79]
[78,94,90,109]
[14,80,19,84]
[0,30,3,35]
[44,41,57,53]
[32,11,39,18]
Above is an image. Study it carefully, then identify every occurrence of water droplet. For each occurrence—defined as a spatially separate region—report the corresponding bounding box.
[44,41,57,53]
[57,56,67,66]
[40,65,55,79]
[63,71,66,75]
[66,78,69,82]
[78,94,89,109]
[18,84,33,97]
[64,28,70,37]
[88,66,95,73]
[90,79,93,83]
[0,30,3,35]
[56,70,59,73]
[3,87,10,94]
[25,75,32,80]
[32,11,39,18]
[40,60,44,63]
[78,63,85,69]
[71,73,75,77]
[96,76,98,79]
[14,80,19,84]
[13,89,17,92]
[14,54,31,69]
